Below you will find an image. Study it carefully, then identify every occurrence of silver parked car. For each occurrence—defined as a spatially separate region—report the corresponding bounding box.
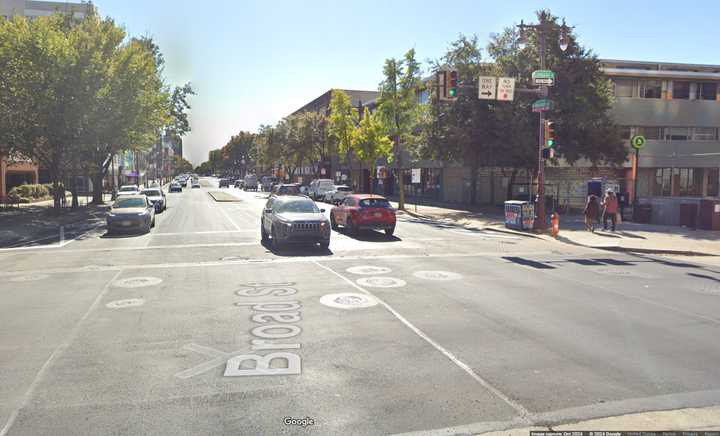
[106,195,156,234]
[261,195,330,250]
[323,185,353,204]
[141,187,166,212]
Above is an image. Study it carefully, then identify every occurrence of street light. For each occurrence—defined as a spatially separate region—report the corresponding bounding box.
[516,12,570,232]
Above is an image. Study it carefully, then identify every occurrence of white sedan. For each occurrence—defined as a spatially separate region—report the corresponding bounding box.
[323,185,353,204]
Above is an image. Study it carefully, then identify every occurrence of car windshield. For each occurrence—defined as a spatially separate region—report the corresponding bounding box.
[119,186,136,192]
[359,198,391,208]
[114,198,146,208]
[275,200,319,213]
[142,189,161,196]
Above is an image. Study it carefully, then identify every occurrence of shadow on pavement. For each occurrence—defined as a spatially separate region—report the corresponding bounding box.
[336,228,401,242]
[260,239,333,257]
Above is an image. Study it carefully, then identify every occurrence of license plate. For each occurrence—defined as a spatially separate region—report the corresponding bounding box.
[120,221,131,226]
[374,212,382,217]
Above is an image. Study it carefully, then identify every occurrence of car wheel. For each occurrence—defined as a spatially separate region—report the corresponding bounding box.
[261,219,269,242]
[151,216,156,228]
[347,217,356,236]
[330,213,338,230]
[385,226,395,238]
[271,226,281,250]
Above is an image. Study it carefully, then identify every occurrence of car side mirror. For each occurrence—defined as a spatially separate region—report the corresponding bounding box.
[320,208,326,213]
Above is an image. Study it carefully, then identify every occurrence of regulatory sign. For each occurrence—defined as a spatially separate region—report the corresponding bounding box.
[532,70,556,86]
[631,135,646,150]
[478,76,497,100]
[497,77,515,101]
[411,168,421,184]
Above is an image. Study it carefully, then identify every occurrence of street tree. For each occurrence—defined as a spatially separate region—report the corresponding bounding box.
[327,90,358,181]
[350,108,393,194]
[485,11,626,180]
[421,35,497,205]
[173,155,193,175]
[376,48,424,210]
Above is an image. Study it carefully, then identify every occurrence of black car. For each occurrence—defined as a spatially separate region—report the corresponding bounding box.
[261,195,330,250]
[169,182,183,192]
[219,178,231,188]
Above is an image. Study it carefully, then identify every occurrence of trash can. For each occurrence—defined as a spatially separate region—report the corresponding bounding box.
[633,204,652,224]
[504,200,535,230]
[699,200,720,230]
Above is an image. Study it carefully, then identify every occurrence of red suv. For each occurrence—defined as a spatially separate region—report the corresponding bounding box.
[330,194,396,237]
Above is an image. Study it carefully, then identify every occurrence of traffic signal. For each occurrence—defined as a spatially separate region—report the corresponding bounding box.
[544,120,556,148]
[448,70,458,98]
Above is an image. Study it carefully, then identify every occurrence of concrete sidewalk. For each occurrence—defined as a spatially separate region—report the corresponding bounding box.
[391,201,720,256]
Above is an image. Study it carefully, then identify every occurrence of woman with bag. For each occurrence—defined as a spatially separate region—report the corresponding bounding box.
[583,194,600,232]
[601,189,619,232]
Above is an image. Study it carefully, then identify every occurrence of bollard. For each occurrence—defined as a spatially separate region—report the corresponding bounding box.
[550,213,560,238]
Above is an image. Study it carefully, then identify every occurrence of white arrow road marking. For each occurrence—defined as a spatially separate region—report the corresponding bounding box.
[174,343,245,379]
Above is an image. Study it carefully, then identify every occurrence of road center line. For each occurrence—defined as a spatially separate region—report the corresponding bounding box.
[219,206,242,231]
[0,270,123,436]
[311,260,532,421]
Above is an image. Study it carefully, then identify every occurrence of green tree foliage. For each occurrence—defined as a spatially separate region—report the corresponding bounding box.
[328,90,358,160]
[377,49,424,209]
[486,10,626,167]
[220,131,256,175]
[173,155,193,175]
[0,11,172,211]
[350,108,393,194]
[421,35,496,205]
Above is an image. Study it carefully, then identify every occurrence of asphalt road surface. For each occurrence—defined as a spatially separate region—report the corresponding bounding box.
[2,178,720,435]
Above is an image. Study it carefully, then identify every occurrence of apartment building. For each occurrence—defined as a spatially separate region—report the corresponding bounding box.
[1,0,91,19]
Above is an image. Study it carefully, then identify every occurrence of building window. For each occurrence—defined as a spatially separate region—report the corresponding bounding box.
[654,168,671,196]
[640,80,662,98]
[613,79,636,97]
[692,127,718,141]
[708,169,719,197]
[672,81,690,99]
[638,126,661,140]
[696,82,718,101]
[664,127,690,140]
[676,168,703,196]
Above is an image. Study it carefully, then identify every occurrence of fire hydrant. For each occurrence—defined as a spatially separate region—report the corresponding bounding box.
[550,213,560,238]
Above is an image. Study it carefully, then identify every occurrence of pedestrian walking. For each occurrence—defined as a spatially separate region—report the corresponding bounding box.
[601,189,619,231]
[583,194,600,232]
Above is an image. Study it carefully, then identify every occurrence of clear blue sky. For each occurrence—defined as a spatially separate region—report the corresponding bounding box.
[95,0,720,165]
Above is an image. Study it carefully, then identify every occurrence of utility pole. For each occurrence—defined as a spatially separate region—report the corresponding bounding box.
[517,12,570,231]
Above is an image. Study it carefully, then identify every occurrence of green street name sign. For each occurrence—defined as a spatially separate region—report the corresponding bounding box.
[531,98,554,112]
[532,70,556,86]
[631,135,646,150]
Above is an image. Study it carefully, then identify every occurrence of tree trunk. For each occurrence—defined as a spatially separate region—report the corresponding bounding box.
[71,176,79,209]
[469,152,480,206]
[368,163,374,195]
[506,168,518,201]
[395,134,405,210]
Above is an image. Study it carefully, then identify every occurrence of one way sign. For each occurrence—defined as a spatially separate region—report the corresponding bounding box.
[478,76,497,100]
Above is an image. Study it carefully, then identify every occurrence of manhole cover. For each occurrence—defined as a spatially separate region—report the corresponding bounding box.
[112,277,162,288]
[356,277,406,288]
[346,266,392,275]
[413,271,463,281]
[106,298,145,309]
[320,293,379,309]
[9,274,50,282]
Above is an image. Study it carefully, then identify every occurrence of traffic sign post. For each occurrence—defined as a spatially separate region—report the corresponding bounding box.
[497,77,515,101]
[532,70,556,86]
[478,76,497,100]
[630,135,646,209]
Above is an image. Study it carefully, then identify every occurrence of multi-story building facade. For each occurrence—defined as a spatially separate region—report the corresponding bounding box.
[289,59,720,226]
[1,0,91,20]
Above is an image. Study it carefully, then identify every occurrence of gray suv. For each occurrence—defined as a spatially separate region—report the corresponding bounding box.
[261,196,330,250]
